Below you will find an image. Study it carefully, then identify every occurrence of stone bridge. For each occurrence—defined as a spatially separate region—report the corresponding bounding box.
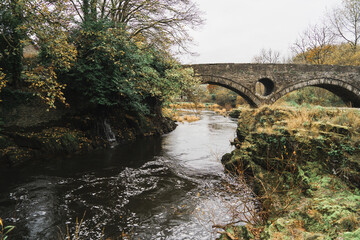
[189,63,360,107]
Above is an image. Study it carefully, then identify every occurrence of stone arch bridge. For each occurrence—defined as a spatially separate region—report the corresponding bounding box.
[188,63,360,107]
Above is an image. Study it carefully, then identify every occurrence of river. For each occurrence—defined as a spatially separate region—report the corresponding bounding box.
[0,111,247,240]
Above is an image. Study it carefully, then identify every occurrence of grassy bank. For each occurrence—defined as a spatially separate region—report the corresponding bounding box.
[163,102,233,123]
[220,106,360,239]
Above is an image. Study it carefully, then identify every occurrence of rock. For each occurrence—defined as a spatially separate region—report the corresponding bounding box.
[221,153,233,164]
[229,109,241,118]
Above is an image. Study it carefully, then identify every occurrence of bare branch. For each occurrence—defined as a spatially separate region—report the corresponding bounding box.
[291,24,335,64]
[84,0,204,54]
[328,0,360,50]
[252,48,282,64]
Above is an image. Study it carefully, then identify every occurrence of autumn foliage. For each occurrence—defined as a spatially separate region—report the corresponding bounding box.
[293,43,360,66]
[0,0,202,112]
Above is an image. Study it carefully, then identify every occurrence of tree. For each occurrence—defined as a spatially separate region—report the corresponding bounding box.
[329,0,360,50]
[164,66,200,103]
[68,0,204,54]
[292,24,335,64]
[252,48,281,64]
[0,0,26,87]
[0,0,201,111]
[286,0,360,107]
[325,43,360,65]
[63,20,199,113]
[0,0,77,108]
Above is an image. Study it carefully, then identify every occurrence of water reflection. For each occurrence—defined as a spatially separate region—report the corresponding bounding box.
[0,111,245,240]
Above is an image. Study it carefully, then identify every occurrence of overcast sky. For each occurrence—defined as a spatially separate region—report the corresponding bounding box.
[180,0,342,64]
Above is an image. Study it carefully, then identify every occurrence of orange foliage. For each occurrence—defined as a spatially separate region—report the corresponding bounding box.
[304,45,334,64]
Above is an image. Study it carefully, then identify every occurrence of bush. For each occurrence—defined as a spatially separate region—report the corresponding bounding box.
[61,20,199,115]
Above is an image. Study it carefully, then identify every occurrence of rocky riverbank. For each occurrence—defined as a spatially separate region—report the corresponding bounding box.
[220,106,360,239]
[0,98,176,168]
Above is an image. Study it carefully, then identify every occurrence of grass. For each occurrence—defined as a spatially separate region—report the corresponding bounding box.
[218,105,360,239]
[235,105,360,140]
[0,217,15,240]
[58,212,88,240]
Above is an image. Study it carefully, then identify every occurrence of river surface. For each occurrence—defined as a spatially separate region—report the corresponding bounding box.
[0,111,247,240]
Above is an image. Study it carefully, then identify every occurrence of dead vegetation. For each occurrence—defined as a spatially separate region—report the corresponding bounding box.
[218,105,360,239]
[163,102,232,123]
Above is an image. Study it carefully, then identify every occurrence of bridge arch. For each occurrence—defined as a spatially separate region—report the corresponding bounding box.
[199,75,261,107]
[274,78,360,107]
[189,63,360,108]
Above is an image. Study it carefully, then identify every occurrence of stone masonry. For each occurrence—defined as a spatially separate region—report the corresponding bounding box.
[189,63,360,107]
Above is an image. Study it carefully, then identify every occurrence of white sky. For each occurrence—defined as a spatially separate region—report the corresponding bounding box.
[180,0,342,64]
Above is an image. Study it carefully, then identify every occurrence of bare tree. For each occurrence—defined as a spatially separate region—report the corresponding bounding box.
[252,48,281,64]
[329,0,360,50]
[291,24,335,64]
[69,0,204,54]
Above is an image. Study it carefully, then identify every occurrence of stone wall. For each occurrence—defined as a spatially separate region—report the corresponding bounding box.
[0,100,71,129]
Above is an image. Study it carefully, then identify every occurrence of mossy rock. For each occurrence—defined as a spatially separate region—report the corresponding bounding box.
[313,122,350,136]
[59,133,80,153]
[229,109,241,118]
[221,152,233,164]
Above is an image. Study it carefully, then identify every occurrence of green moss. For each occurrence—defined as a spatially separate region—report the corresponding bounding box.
[342,227,360,239]
[220,106,360,239]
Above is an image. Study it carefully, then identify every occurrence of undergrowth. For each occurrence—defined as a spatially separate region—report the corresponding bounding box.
[218,105,360,239]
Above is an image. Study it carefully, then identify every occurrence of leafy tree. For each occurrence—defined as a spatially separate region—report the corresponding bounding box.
[0,0,201,113]
[0,0,25,88]
[0,0,77,108]
[201,85,239,108]
[325,43,360,65]
[63,20,199,114]
[64,21,146,112]
[293,42,360,67]
[163,66,200,102]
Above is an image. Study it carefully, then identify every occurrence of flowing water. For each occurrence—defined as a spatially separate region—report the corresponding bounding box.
[0,111,248,240]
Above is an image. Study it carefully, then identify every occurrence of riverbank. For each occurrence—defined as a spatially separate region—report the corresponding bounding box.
[220,106,360,239]
[163,102,235,123]
[0,98,176,168]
